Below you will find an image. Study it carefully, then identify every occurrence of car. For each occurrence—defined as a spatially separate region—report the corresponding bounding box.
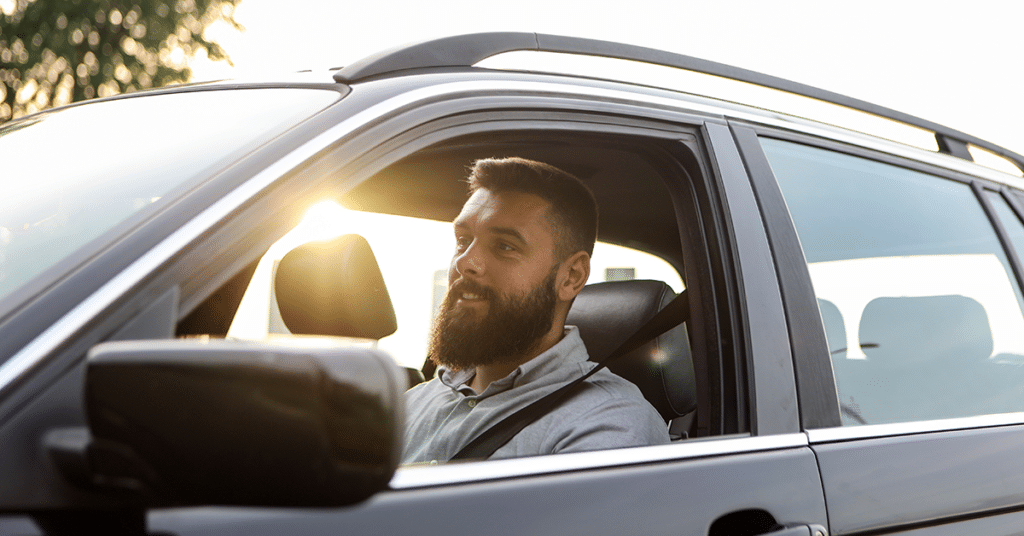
[2,32,1024,536]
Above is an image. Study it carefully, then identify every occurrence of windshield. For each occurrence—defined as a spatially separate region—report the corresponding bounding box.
[0,88,340,305]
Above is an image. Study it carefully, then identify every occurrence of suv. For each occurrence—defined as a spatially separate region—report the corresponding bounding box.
[3,33,1024,536]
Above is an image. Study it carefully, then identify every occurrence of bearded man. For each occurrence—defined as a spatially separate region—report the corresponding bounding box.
[402,157,670,464]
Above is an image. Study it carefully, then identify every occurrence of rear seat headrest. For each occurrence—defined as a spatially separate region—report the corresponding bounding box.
[567,280,696,422]
[859,295,992,364]
[274,234,397,340]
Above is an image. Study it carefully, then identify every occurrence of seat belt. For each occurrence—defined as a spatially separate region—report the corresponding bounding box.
[449,290,690,461]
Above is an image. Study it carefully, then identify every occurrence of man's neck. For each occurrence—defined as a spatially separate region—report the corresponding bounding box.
[468,326,566,394]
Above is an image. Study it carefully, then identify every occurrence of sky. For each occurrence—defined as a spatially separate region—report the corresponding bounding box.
[190,0,1024,161]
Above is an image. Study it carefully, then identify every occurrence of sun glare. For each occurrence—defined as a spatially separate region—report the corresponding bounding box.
[262,200,350,260]
[227,200,352,339]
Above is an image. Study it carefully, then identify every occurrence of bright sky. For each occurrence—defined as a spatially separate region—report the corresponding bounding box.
[190,0,1024,159]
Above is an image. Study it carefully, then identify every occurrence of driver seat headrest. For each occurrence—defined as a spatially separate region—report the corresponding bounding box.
[274,234,397,340]
[566,280,696,422]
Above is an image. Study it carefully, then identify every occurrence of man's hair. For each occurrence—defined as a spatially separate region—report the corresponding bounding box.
[467,157,598,259]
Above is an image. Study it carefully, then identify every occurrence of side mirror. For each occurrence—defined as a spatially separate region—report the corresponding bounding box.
[74,338,405,507]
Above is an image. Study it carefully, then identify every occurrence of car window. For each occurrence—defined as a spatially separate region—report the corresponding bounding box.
[228,201,684,370]
[0,88,339,306]
[761,138,1024,426]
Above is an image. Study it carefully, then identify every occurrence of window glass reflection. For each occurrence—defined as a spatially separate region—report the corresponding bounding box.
[762,138,1024,425]
[0,89,339,303]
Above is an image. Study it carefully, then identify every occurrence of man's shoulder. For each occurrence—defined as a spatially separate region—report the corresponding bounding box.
[404,376,448,403]
[523,366,669,453]
[544,366,662,426]
[580,366,648,401]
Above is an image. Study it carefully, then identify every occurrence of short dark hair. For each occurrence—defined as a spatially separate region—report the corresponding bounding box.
[467,157,598,259]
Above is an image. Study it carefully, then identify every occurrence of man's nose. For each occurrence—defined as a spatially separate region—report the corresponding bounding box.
[454,242,484,277]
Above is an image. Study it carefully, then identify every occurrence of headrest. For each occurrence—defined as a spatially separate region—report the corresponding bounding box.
[859,295,992,364]
[566,280,696,421]
[274,234,397,340]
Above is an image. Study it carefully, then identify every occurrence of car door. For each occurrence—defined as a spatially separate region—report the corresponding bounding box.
[737,123,1024,536]
[145,82,830,535]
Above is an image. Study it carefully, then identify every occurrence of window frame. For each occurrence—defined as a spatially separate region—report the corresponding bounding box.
[261,90,797,474]
[321,107,740,442]
[737,121,1024,435]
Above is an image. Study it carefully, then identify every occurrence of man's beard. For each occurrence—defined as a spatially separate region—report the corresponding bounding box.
[429,269,558,371]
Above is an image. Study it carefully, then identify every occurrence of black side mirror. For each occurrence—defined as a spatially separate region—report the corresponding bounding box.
[69,338,404,507]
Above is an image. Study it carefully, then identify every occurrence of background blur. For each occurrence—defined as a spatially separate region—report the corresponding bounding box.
[2,0,1022,157]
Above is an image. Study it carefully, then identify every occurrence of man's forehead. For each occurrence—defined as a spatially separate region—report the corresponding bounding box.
[454,189,554,228]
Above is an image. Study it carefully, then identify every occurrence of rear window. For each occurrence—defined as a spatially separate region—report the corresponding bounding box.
[762,138,1024,426]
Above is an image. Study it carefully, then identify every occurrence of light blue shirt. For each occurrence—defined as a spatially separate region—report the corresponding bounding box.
[402,327,670,464]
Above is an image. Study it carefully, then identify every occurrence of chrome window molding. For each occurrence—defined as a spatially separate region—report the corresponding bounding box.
[510,70,1024,188]
[807,412,1024,444]
[466,71,1024,190]
[389,433,806,490]
[748,114,1024,190]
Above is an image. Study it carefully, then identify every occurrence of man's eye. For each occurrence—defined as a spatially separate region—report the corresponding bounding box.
[455,236,470,252]
[497,242,516,252]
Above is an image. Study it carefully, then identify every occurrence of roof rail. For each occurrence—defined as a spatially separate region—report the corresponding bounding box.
[335,32,1024,174]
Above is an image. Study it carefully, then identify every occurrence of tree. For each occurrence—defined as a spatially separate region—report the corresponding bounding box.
[0,0,241,122]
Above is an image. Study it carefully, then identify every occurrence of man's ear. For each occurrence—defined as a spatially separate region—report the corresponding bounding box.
[557,251,591,302]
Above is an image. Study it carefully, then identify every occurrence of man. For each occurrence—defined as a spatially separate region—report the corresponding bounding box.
[403,157,670,464]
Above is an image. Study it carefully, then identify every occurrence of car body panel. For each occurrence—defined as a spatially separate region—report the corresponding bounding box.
[813,423,1024,534]
[151,438,826,536]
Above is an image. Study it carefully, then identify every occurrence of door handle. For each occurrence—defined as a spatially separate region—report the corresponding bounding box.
[763,524,827,536]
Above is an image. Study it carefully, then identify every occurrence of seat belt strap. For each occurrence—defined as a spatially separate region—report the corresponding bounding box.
[448,290,689,461]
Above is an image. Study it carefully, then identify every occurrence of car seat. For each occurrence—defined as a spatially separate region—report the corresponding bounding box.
[274,234,398,340]
[566,280,697,438]
[850,294,994,423]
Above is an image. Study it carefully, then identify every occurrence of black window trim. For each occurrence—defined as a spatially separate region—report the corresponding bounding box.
[728,122,841,430]
[703,122,800,436]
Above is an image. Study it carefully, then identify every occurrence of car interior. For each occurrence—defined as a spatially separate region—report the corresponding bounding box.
[827,292,1024,426]
[175,128,728,459]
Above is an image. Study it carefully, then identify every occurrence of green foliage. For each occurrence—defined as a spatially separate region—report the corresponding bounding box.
[0,0,241,121]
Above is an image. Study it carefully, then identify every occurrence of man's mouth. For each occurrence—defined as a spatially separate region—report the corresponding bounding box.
[449,280,492,304]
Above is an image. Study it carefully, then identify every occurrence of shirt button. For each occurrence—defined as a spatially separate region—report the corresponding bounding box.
[467,400,477,408]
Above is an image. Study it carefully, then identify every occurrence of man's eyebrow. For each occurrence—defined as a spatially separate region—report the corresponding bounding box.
[488,226,526,243]
[450,221,527,244]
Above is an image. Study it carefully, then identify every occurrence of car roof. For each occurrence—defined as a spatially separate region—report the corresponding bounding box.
[331,32,1024,176]
[8,32,1020,186]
